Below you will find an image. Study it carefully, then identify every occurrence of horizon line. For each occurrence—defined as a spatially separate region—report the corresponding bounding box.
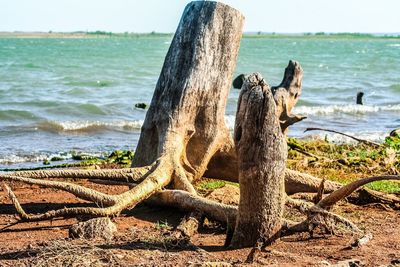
[1,31,400,35]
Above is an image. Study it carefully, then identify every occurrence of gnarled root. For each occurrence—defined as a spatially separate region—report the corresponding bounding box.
[316,175,400,209]
[8,166,151,183]
[282,175,400,238]
[152,190,237,226]
[2,157,174,221]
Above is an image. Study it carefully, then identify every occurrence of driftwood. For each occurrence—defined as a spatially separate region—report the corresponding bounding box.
[1,1,244,219]
[304,127,381,147]
[0,0,399,249]
[230,73,288,248]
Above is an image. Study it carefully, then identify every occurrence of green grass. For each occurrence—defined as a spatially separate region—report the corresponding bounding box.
[366,181,400,194]
[196,179,239,191]
[154,220,171,231]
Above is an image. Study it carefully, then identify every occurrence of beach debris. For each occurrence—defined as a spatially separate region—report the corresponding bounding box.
[356,91,364,105]
[390,128,400,137]
[50,156,65,162]
[232,74,246,89]
[304,127,381,147]
[349,232,373,248]
[330,259,362,267]
[134,102,148,109]
[69,217,117,240]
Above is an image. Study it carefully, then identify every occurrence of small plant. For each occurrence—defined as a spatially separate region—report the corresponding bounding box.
[154,220,171,231]
[384,133,400,151]
[106,150,134,165]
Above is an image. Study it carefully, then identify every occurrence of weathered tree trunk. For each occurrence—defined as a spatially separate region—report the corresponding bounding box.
[229,73,287,248]
[3,1,399,242]
[204,60,315,195]
[132,1,244,191]
[0,1,245,220]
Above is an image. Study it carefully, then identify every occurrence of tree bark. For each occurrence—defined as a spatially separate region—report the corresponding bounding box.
[230,73,287,248]
[1,1,245,220]
[132,1,244,189]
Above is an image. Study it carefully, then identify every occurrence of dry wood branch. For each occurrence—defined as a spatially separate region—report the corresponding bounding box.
[304,127,381,147]
[9,167,151,183]
[317,175,400,209]
[283,175,400,237]
[285,197,360,236]
[314,178,325,204]
[272,60,306,133]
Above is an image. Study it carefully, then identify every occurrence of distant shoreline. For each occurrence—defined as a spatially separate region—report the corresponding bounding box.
[1,31,399,39]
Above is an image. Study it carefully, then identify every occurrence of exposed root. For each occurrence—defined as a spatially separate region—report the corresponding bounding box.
[2,158,174,221]
[284,169,340,194]
[7,166,151,182]
[307,205,360,233]
[89,179,135,187]
[349,188,400,208]
[314,178,325,204]
[173,168,197,194]
[316,175,400,209]
[284,197,360,236]
[285,171,400,208]
[1,175,117,206]
[283,175,400,237]
[152,190,237,226]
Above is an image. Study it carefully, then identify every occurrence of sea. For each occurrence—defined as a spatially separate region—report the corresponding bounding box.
[0,35,399,169]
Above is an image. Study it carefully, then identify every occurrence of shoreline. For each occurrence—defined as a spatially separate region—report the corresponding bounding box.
[1,136,399,194]
[1,31,399,39]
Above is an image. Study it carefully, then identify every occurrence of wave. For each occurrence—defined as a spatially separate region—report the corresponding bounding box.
[45,103,109,116]
[23,63,41,69]
[387,44,400,47]
[0,154,48,165]
[390,84,400,92]
[0,151,104,166]
[65,80,113,87]
[37,120,144,133]
[0,109,41,121]
[293,104,400,116]
[303,131,386,143]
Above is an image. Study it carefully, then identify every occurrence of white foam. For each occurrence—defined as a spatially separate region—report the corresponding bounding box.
[304,131,386,144]
[388,44,400,47]
[0,154,48,164]
[293,104,400,116]
[43,120,144,132]
[224,115,236,130]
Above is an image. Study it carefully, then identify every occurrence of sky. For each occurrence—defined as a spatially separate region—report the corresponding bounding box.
[1,0,400,33]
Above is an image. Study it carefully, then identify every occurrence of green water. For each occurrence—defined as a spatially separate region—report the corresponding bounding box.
[0,35,399,168]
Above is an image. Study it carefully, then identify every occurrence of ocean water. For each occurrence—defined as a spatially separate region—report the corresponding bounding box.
[0,36,399,169]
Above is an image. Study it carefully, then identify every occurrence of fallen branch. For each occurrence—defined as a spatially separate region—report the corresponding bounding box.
[304,127,381,147]
[316,175,400,209]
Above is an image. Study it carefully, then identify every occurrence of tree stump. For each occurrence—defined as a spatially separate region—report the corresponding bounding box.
[0,1,245,219]
[131,1,244,191]
[230,73,287,248]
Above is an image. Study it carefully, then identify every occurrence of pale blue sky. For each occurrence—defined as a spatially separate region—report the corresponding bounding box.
[1,0,399,33]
